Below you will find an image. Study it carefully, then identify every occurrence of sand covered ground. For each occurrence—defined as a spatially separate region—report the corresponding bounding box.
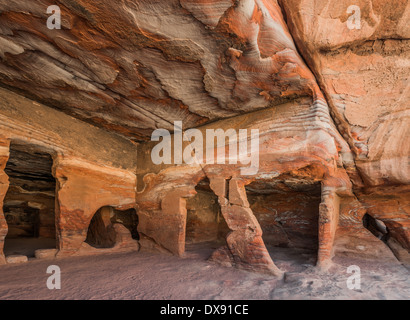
[0,243,409,300]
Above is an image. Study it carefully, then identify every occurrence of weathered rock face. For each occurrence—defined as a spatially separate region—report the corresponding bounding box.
[279,0,410,187]
[278,0,410,266]
[0,0,408,275]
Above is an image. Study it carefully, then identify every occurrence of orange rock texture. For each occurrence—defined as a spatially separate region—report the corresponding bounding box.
[0,0,408,273]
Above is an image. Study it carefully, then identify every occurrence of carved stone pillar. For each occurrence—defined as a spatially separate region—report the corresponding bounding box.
[209,177,283,277]
[317,185,340,269]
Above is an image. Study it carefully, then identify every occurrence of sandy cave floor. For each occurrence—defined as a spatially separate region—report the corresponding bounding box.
[0,242,409,300]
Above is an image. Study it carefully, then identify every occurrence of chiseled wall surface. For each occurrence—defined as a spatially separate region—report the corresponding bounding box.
[0,87,138,261]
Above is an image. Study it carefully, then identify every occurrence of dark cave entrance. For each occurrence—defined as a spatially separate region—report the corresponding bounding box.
[246,177,322,266]
[3,142,57,258]
[85,206,139,248]
[185,178,229,256]
[363,213,389,242]
[111,208,140,241]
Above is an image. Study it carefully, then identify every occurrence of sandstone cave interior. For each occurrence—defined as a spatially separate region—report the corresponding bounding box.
[3,142,57,258]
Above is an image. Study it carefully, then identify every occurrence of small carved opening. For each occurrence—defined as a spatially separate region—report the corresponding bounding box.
[246,177,321,266]
[3,142,56,258]
[111,208,139,241]
[363,213,389,243]
[85,206,139,248]
[185,178,229,254]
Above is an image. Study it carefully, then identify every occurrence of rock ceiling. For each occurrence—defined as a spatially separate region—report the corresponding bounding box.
[0,0,324,142]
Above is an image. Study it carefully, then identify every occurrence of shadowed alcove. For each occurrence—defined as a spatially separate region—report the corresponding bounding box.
[185,178,229,257]
[246,175,322,267]
[3,142,57,258]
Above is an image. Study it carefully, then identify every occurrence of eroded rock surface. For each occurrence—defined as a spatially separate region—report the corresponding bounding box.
[0,0,326,141]
[0,0,408,278]
[280,0,410,187]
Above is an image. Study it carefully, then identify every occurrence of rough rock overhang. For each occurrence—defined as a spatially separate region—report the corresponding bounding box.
[0,0,325,142]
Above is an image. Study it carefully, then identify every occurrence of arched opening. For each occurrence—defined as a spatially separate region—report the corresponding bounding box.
[85,206,139,249]
[185,178,229,257]
[246,176,321,268]
[111,208,139,241]
[3,142,57,258]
